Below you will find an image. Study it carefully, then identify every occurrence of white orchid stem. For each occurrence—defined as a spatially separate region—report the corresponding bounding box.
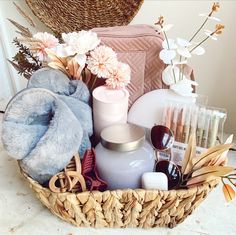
[163,31,177,83]
[179,56,183,81]
[179,11,212,78]
[190,35,210,53]
[189,6,215,42]
[189,17,209,42]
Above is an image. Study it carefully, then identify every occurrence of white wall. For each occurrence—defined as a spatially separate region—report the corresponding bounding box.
[0,0,235,135]
[132,0,236,135]
[0,0,50,100]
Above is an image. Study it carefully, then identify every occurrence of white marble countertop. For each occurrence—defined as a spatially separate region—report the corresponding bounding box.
[0,113,236,235]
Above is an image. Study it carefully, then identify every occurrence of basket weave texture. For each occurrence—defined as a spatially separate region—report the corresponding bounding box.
[20,168,218,228]
[25,0,144,34]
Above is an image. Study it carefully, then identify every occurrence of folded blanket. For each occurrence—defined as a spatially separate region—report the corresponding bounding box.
[28,67,90,104]
[2,88,83,183]
[28,67,93,147]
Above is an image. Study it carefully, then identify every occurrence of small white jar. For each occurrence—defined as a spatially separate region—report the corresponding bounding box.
[95,124,155,190]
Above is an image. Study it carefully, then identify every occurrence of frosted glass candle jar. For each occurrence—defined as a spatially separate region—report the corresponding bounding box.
[95,124,155,190]
[92,85,129,138]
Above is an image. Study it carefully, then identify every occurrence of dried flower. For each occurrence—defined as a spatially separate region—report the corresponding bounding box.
[32,32,59,61]
[212,2,220,13]
[155,16,164,27]
[87,45,118,78]
[13,2,35,27]
[155,16,174,33]
[61,30,100,55]
[46,49,83,80]
[215,24,225,34]
[8,18,32,38]
[8,38,42,79]
[204,24,225,41]
[202,2,220,19]
[105,62,131,89]
[176,38,192,58]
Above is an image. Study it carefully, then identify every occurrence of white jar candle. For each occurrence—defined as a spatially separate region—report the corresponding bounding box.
[92,85,129,138]
[95,124,155,190]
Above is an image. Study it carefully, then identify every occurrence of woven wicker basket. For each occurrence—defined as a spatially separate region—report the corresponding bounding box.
[26,0,144,34]
[20,167,218,229]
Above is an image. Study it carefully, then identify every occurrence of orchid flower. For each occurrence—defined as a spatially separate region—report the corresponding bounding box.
[190,44,206,55]
[157,2,224,98]
[176,38,192,58]
[199,13,220,22]
[159,39,177,64]
[170,78,198,97]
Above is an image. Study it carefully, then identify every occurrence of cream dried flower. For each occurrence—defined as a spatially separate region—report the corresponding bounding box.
[106,62,131,89]
[61,30,100,55]
[32,32,59,61]
[87,45,118,78]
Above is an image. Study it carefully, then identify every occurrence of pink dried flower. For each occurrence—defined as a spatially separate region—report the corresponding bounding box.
[32,32,59,61]
[106,62,131,89]
[87,45,118,78]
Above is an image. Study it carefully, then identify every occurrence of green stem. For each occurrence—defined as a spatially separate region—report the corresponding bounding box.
[163,31,177,83]
[179,56,182,81]
[189,16,209,42]
[190,35,210,53]
[228,178,236,186]
[221,175,236,180]
[221,177,225,185]
[179,13,211,77]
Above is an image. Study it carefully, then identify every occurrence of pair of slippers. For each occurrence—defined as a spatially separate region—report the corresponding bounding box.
[2,68,93,184]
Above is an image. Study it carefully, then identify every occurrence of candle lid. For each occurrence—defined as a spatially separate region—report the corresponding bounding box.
[100,124,145,152]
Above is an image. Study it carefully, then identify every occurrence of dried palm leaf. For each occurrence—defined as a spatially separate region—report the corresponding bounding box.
[48,61,68,76]
[209,135,234,166]
[187,166,235,187]
[45,49,67,65]
[181,134,196,175]
[46,49,82,80]
[7,19,32,38]
[192,143,234,170]
[222,183,236,202]
[67,57,82,80]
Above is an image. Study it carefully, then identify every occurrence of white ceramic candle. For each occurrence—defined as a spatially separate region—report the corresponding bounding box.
[92,85,129,138]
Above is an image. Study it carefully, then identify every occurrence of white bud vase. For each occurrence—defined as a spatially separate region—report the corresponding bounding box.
[92,85,129,138]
